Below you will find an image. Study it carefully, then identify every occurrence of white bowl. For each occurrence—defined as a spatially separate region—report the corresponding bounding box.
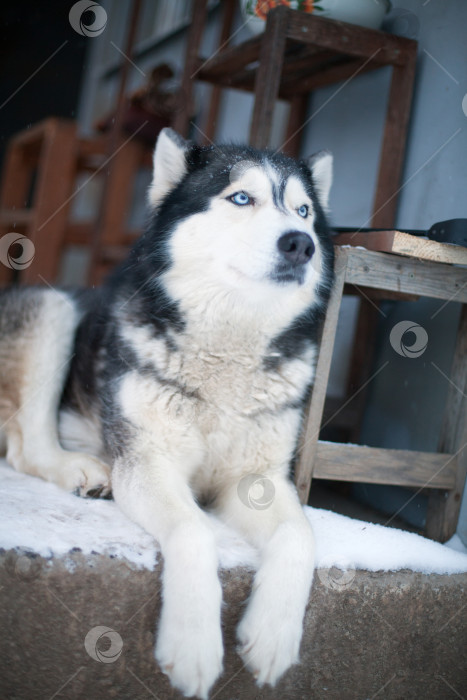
[240,0,392,35]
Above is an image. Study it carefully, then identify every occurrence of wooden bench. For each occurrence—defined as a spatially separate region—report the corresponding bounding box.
[296,241,467,542]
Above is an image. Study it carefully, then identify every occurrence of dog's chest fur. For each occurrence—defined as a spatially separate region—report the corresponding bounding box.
[119,317,315,420]
[114,317,315,498]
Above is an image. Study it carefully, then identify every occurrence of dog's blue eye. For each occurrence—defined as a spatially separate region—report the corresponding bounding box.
[230,192,251,206]
[298,204,309,218]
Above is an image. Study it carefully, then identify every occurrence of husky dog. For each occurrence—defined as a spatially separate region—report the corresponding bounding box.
[0,129,334,698]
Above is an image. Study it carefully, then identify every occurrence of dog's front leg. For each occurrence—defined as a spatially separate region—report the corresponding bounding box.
[112,449,223,699]
[217,476,314,686]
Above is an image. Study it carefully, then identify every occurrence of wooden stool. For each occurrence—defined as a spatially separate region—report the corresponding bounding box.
[295,241,467,542]
[0,118,77,286]
[0,118,151,287]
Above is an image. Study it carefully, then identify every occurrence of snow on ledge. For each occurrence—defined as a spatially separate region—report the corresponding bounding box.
[1,460,467,575]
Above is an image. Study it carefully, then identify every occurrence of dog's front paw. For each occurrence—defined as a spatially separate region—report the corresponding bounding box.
[156,617,223,699]
[237,597,302,687]
[61,453,111,497]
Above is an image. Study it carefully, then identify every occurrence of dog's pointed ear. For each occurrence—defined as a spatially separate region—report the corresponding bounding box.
[148,128,189,206]
[307,150,333,212]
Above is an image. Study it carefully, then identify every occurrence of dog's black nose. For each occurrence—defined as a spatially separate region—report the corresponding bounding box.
[277,232,315,265]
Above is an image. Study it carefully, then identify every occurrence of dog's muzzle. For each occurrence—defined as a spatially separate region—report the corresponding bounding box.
[272,231,315,284]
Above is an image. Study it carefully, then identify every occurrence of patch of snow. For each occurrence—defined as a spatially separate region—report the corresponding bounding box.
[445,533,467,555]
[0,461,158,570]
[1,460,467,574]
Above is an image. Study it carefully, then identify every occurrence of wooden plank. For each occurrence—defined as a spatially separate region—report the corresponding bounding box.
[173,0,209,137]
[77,136,107,157]
[22,120,78,285]
[65,221,93,246]
[281,57,383,98]
[10,118,60,147]
[295,248,348,503]
[282,94,308,158]
[314,441,457,490]
[427,305,467,541]
[249,6,289,149]
[88,138,144,284]
[280,46,337,77]
[209,68,256,92]
[285,10,416,66]
[202,0,237,143]
[198,35,262,79]
[0,210,33,226]
[198,47,347,97]
[371,46,417,228]
[0,144,32,210]
[0,261,14,286]
[344,248,467,302]
[335,231,467,266]
[66,222,138,247]
[201,54,383,102]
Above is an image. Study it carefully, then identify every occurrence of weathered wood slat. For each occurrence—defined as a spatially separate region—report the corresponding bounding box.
[250,7,289,148]
[280,47,337,77]
[314,441,457,489]
[20,120,78,285]
[295,249,348,503]
[283,93,308,157]
[199,66,256,92]
[197,35,262,78]
[0,210,33,226]
[203,57,384,100]
[371,47,417,228]
[344,248,467,301]
[281,57,383,97]
[427,305,467,541]
[202,0,237,143]
[334,232,467,266]
[286,11,416,66]
[173,0,209,136]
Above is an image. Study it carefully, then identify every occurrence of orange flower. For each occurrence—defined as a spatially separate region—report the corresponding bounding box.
[254,0,290,20]
[302,0,315,12]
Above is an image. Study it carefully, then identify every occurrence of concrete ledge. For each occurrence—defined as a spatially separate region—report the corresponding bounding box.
[0,550,466,699]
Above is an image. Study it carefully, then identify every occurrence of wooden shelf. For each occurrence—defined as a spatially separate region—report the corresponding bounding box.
[335,231,467,266]
[177,3,418,228]
[196,10,415,99]
[315,441,457,490]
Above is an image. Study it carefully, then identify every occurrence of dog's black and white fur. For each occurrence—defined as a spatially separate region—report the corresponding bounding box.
[0,129,334,698]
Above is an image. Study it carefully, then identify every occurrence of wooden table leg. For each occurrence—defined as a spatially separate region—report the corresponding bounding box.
[295,247,348,504]
[426,304,467,542]
[282,94,309,158]
[371,44,417,228]
[0,140,33,286]
[22,120,77,285]
[173,0,209,138]
[88,138,144,286]
[249,6,289,149]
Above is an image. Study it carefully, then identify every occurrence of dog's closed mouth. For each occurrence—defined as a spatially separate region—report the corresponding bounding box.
[270,263,306,285]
